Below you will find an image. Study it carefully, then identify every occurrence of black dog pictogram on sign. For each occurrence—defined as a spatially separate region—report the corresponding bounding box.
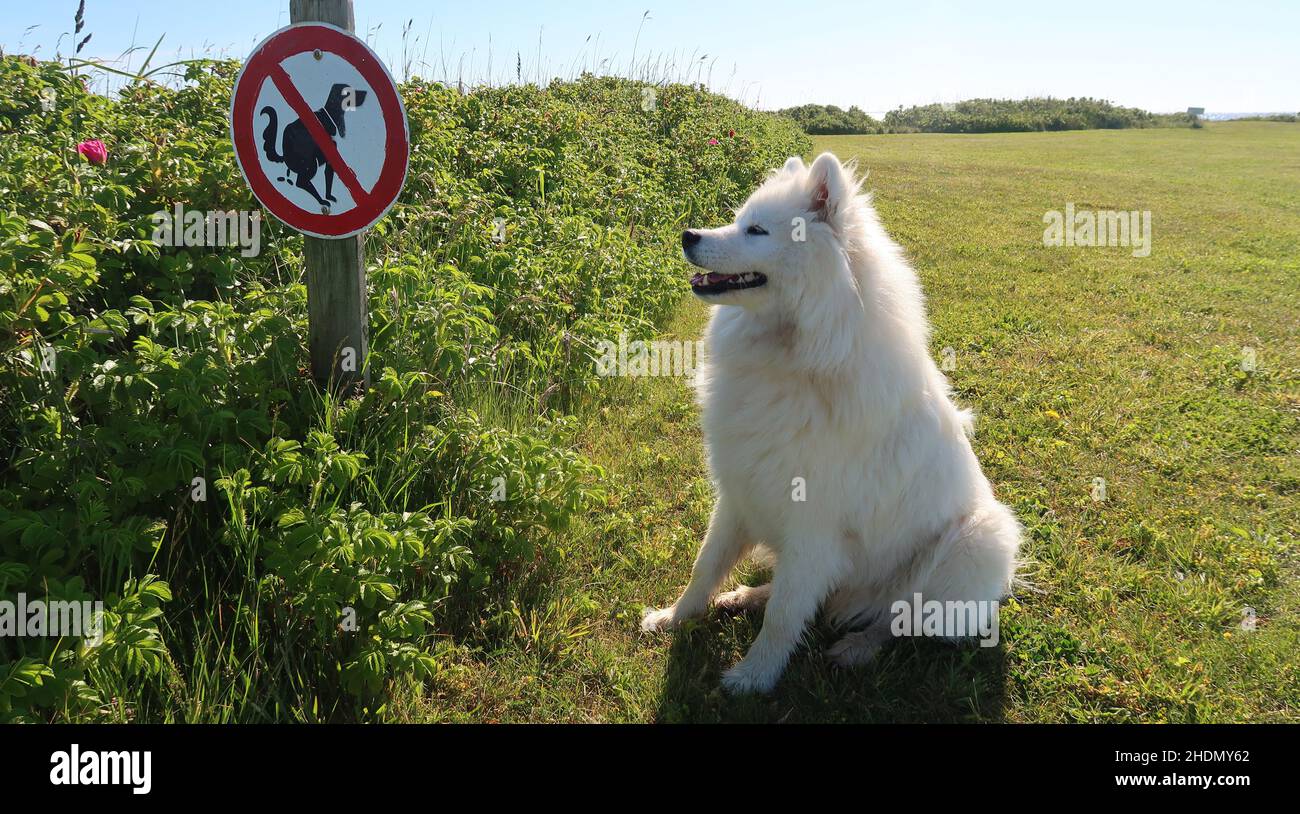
[260,82,369,207]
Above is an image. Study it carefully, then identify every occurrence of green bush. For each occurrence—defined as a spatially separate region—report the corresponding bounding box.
[776,98,1190,136]
[882,97,1192,133]
[0,56,809,721]
[777,103,883,135]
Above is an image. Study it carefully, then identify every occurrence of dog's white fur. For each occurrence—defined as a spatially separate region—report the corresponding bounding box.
[641,153,1021,694]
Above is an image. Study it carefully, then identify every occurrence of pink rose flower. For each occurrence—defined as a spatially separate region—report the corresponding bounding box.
[707,138,719,145]
[77,139,108,165]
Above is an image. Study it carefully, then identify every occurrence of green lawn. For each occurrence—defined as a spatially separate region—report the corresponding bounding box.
[397,122,1300,722]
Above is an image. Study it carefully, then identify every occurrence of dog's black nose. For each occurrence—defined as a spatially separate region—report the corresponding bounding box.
[682,230,701,248]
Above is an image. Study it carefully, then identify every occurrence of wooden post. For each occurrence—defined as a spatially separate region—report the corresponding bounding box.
[291,0,369,393]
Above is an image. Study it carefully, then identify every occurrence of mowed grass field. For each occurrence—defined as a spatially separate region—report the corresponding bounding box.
[395,122,1300,722]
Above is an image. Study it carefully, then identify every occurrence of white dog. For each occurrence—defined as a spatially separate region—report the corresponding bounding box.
[641,153,1021,694]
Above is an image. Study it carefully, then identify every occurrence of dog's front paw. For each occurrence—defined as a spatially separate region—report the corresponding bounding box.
[640,606,681,633]
[721,658,782,695]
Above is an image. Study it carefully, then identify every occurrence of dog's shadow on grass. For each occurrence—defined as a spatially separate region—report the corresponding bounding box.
[652,611,1009,723]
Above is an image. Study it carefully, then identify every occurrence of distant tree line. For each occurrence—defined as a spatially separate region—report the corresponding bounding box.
[779,98,1199,135]
[1232,113,1298,123]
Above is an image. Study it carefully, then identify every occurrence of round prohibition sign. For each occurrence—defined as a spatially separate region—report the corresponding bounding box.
[230,23,409,239]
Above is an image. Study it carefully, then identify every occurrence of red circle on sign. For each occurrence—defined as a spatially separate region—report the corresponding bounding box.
[230,23,409,238]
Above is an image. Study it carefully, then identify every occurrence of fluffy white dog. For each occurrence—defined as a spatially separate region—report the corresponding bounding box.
[641,153,1021,694]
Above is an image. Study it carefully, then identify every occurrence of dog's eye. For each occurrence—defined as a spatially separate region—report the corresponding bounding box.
[746,225,769,236]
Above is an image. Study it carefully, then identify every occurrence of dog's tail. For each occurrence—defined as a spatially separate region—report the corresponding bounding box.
[259,106,282,163]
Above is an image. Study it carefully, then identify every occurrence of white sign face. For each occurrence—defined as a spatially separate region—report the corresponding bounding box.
[251,51,387,216]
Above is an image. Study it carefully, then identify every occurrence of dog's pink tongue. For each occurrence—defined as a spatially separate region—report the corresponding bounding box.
[690,272,734,286]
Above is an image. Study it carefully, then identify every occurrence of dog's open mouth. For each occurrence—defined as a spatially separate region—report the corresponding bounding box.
[689,271,768,295]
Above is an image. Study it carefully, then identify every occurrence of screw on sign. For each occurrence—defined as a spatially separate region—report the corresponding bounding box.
[231,23,409,238]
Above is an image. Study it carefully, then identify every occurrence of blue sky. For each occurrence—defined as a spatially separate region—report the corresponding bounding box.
[3,0,1296,113]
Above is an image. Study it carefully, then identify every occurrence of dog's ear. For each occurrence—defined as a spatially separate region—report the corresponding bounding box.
[807,152,852,224]
[781,156,806,175]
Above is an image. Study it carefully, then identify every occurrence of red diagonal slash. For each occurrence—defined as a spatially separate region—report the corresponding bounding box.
[267,62,369,207]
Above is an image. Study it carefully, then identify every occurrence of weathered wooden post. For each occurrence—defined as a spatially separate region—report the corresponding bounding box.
[233,1,407,394]
[291,0,368,392]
